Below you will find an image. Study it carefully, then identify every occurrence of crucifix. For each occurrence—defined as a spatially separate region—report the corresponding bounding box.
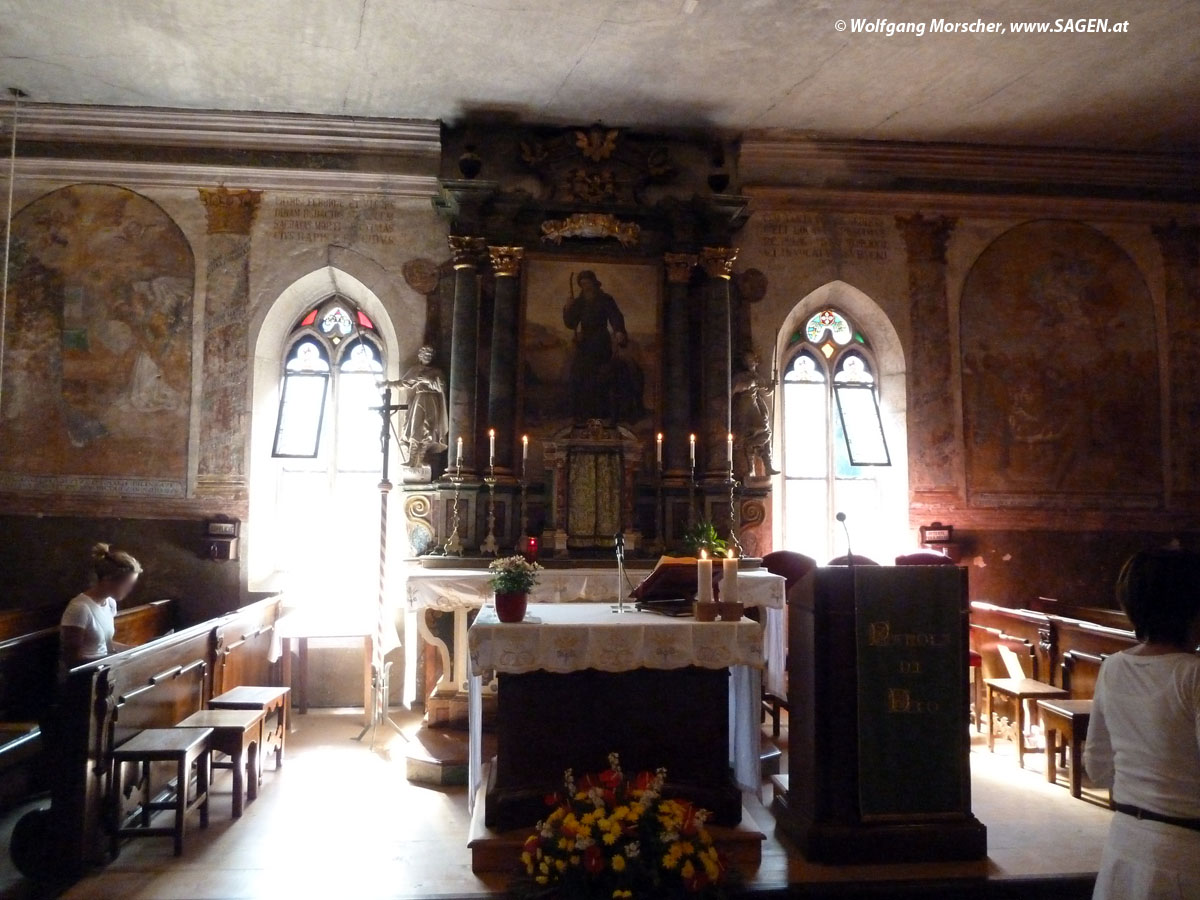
[355,383,408,748]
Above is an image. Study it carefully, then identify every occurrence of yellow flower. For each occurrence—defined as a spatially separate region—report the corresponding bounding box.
[662,853,678,870]
[555,859,566,873]
[535,875,548,885]
[681,860,696,880]
[570,855,580,866]
[703,857,720,880]
[602,831,619,845]
[613,891,633,899]
[611,854,626,872]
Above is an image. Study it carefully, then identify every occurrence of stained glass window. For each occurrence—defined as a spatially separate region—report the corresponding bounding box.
[273,340,330,457]
[320,306,353,336]
[782,308,890,561]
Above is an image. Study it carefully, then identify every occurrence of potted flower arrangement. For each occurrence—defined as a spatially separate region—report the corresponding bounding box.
[513,753,727,899]
[488,554,543,623]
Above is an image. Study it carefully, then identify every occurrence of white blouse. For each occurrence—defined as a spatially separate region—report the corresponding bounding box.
[60,593,118,661]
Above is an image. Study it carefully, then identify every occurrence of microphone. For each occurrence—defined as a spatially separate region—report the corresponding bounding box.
[836,512,854,564]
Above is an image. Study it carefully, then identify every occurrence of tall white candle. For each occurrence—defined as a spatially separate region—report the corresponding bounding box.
[697,549,713,604]
[689,433,696,467]
[456,436,463,472]
[521,434,529,479]
[721,551,739,604]
[656,432,663,469]
[488,428,496,468]
[727,432,734,471]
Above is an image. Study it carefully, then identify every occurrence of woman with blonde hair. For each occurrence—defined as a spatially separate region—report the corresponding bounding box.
[59,543,143,672]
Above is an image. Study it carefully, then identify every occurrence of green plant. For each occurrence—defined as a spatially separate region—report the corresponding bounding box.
[488,555,543,594]
[680,522,727,558]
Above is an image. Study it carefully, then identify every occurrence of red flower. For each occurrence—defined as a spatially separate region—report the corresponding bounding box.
[543,791,562,807]
[599,768,622,790]
[522,835,540,854]
[583,844,605,875]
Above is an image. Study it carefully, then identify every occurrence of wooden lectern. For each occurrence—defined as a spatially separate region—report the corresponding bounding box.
[772,565,987,863]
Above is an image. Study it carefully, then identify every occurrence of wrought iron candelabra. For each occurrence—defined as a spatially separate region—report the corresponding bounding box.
[480,472,499,556]
[443,471,464,556]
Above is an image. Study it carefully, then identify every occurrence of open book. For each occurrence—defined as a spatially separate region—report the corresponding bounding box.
[630,556,720,605]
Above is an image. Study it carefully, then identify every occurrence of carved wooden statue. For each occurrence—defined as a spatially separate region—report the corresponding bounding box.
[400,345,448,475]
[732,350,779,478]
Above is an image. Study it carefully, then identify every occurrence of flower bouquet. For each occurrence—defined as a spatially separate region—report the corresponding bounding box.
[489,555,543,623]
[513,753,727,900]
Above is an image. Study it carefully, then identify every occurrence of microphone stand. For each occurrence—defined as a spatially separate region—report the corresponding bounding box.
[613,531,630,614]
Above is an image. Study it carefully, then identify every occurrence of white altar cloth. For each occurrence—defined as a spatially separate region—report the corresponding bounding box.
[406,565,786,700]
[466,602,764,812]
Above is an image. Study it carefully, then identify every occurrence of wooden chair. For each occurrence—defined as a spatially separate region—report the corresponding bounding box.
[109,728,211,857]
[760,552,817,737]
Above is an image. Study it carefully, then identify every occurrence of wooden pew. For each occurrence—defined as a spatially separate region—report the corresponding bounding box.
[1060,649,1106,700]
[969,603,1052,683]
[1029,596,1131,631]
[11,596,279,877]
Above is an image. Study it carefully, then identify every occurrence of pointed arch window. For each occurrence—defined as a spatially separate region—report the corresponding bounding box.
[781,308,889,558]
[271,298,384,463]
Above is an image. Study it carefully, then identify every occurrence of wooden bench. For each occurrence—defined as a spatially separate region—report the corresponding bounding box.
[1037,699,1093,798]
[985,678,1068,767]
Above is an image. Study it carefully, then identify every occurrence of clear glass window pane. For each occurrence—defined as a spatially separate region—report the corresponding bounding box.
[273,373,328,458]
[337,372,385,472]
[834,384,890,466]
[783,478,829,559]
[783,381,827,476]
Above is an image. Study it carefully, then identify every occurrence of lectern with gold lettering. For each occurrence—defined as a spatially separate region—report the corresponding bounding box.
[772,565,987,863]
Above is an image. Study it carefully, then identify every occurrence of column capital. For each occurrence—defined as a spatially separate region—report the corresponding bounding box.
[1153,221,1200,270]
[198,186,262,236]
[487,245,525,277]
[699,246,738,280]
[663,252,698,284]
[448,235,488,269]
[896,213,956,264]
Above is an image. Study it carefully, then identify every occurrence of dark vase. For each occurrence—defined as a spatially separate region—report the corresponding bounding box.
[494,591,528,623]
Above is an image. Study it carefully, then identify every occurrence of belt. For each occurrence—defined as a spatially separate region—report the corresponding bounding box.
[1113,802,1200,833]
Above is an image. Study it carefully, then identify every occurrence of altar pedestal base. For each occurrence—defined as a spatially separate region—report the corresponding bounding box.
[470,764,764,875]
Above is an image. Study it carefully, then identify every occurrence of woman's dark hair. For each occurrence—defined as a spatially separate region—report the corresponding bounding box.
[1115,548,1200,647]
[90,543,143,583]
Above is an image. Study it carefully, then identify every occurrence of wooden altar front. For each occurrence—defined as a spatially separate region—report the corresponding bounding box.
[544,421,641,555]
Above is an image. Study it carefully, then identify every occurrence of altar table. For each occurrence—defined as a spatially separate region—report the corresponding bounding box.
[467,602,764,829]
[407,565,785,708]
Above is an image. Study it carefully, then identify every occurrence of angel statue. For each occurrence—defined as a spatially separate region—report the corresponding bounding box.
[731,350,780,478]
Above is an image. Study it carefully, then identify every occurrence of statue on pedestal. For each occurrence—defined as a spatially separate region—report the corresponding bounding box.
[732,350,779,478]
[399,345,447,481]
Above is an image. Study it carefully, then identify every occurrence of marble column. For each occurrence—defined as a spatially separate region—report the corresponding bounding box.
[486,246,524,476]
[447,235,486,477]
[896,213,958,495]
[196,186,261,498]
[700,247,738,481]
[1154,222,1200,498]
[662,253,697,479]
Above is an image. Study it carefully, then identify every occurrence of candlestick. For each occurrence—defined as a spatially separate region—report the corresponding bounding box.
[689,433,696,467]
[721,551,739,604]
[697,549,713,604]
[656,432,663,469]
[727,431,734,472]
[455,436,464,474]
[488,428,496,469]
[522,433,529,468]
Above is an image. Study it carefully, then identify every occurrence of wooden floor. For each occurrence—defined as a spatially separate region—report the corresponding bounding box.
[0,709,1110,899]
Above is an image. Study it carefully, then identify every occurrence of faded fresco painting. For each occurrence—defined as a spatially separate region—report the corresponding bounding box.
[961,220,1159,499]
[0,184,193,493]
[520,257,660,442]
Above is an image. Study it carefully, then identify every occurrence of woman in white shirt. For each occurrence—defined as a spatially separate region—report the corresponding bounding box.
[58,543,143,672]
[1084,548,1200,900]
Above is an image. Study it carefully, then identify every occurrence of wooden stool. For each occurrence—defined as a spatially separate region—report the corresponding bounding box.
[109,727,212,857]
[175,709,265,818]
[1037,699,1093,798]
[209,685,290,771]
[985,677,1068,768]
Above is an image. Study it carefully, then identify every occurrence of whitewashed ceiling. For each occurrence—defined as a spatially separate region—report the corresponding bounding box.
[1,0,1197,151]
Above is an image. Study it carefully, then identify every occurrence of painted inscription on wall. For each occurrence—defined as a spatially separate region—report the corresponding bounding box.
[757,212,889,262]
[270,198,400,246]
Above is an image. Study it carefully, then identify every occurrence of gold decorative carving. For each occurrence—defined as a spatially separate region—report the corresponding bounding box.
[198,186,262,235]
[700,246,739,280]
[663,252,698,284]
[540,213,640,247]
[488,246,525,278]
[575,127,620,162]
[448,234,487,269]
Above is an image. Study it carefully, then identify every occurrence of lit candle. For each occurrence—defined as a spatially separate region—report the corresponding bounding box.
[456,436,463,473]
[721,550,739,605]
[697,549,713,604]
[689,433,696,467]
[656,432,663,469]
[727,432,734,471]
[521,434,529,479]
[488,428,496,469]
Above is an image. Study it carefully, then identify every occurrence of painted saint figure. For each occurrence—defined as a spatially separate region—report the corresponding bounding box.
[732,350,779,477]
[563,270,644,423]
[400,345,448,469]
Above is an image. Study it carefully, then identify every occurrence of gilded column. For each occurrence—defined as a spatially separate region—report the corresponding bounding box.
[662,253,697,478]
[1154,222,1200,497]
[486,246,524,476]
[700,246,737,480]
[447,235,486,477]
[896,213,958,495]
[196,186,262,496]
